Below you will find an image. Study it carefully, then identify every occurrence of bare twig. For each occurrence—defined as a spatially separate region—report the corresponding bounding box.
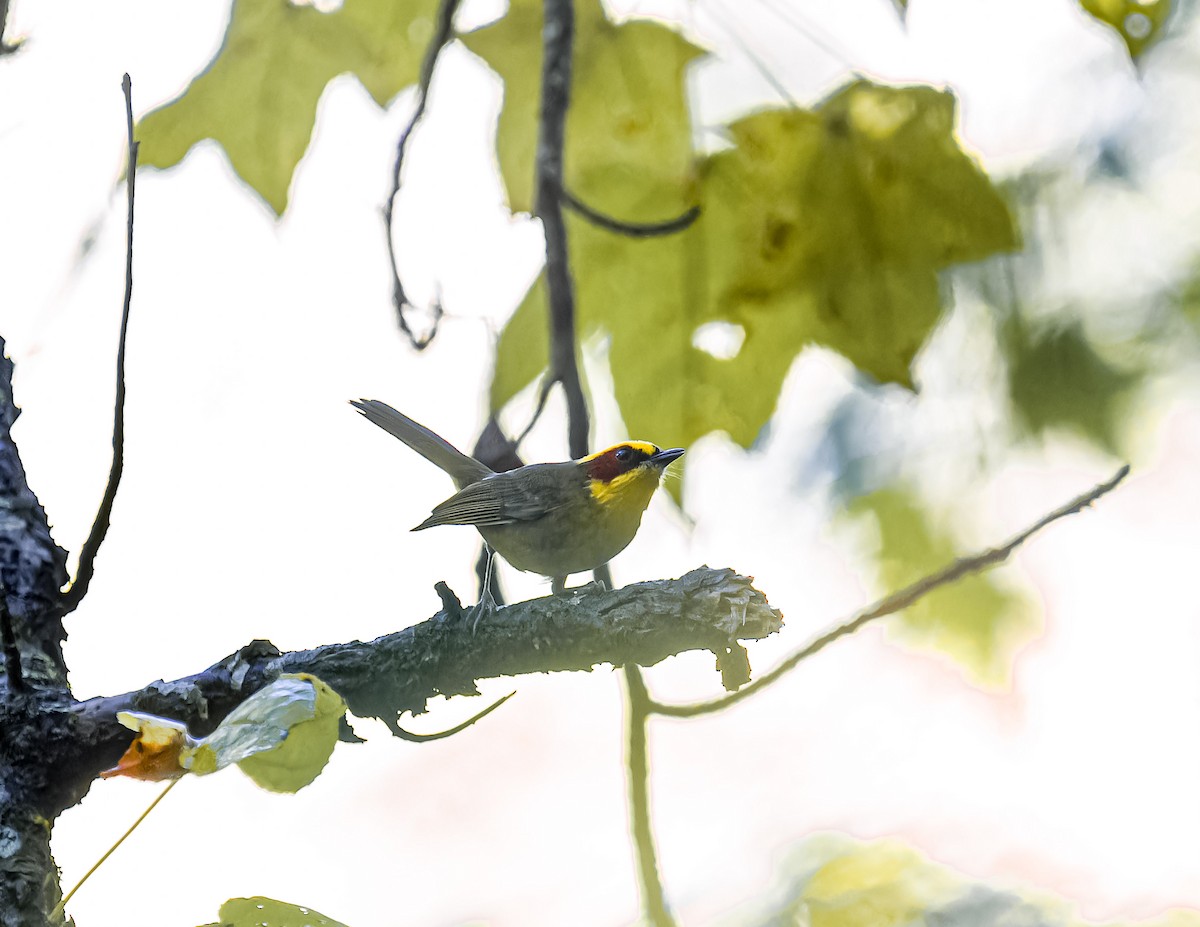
[389,690,516,742]
[536,0,589,459]
[515,376,555,447]
[562,189,700,238]
[649,465,1131,718]
[60,74,138,616]
[624,665,677,927]
[0,581,22,694]
[382,0,460,349]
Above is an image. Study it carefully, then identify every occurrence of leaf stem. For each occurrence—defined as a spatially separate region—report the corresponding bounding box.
[51,778,181,920]
[624,665,676,927]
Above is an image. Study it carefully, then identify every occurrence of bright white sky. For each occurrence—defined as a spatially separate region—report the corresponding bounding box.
[2,1,1200,925]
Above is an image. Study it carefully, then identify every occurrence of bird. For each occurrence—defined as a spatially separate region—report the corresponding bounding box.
[351,399,684,596]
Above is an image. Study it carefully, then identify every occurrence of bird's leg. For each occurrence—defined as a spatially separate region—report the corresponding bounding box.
[470,545,498,635]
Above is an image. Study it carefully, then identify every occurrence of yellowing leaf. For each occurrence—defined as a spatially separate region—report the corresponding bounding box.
[491,79,1017,478]
[1080,0,1171,59]
[214,896,350,927]
[102,676,346,791]
[846,487,1036,685]
[100,712,195,782]
[138,0,437,214]
[185,674,346,792]
[463,0,703,217]
[233,675,347,792]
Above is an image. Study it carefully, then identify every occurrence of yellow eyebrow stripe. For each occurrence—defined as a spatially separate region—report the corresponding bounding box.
[581,440,660,462]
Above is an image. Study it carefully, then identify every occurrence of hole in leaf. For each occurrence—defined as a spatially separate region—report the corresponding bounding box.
[1125,11,1153,38]
[692,321,746,360]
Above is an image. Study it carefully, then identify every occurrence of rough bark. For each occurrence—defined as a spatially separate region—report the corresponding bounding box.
[0,341,783,926]
[0,341,73,925]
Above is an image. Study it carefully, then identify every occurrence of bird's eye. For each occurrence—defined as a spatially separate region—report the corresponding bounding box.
[615,447,632,462]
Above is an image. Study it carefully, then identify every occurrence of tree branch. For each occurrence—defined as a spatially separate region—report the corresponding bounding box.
[60,73,138,616]
[0,581,22,694]
[624,665,676,927]
[390,690,515,742]
[562,188,700,238]
[382,0,459,349]
[0,354,70,683]
[649,465,1131,718]
[536,0,589,459]
[68,567,780,805]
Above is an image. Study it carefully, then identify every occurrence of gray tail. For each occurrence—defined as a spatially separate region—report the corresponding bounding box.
[351,400,493,488]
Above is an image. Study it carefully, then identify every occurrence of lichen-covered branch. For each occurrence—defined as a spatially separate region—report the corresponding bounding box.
[71,567,781,794]
[0,338,74,923]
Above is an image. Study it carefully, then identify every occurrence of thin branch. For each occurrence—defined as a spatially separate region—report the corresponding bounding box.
[562,188,700,238]
[0,581,22,694]
[382,0,459,349]
[60,73,138,616]
[649,465,1131,718]
[536,0,589,459]
[515,376,554,447]
[538,0,615,593]
[389,690,515,742]
[624,665,677,927]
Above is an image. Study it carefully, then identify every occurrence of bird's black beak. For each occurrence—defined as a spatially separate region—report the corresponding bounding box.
[650,447,685,467]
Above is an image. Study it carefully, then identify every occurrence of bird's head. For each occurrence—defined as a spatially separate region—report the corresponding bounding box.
[582,442,685,510]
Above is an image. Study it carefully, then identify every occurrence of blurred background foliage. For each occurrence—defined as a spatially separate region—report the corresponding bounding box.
[732,834,1200,927]
[131,0,1200,920]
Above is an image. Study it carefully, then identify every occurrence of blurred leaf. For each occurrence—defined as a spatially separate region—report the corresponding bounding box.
[139,0,437,214]
[846,487,1036,685]
[798,837,961,927]
[748,834,1200,927]
[1006,321,1137,455]
[462,0,703,217]
[212,896,350,927]
[1080,0,1171,59]
[490,77,1017,481]
[187,674,346,792]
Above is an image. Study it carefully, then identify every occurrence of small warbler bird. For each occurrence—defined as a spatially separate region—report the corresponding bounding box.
[351,399,684,595]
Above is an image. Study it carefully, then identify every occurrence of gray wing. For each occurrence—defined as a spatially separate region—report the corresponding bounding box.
[413,464,581,530]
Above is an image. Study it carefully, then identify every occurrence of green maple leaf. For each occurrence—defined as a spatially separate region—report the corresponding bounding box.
[1079,0,1171,59]
[490,77,1017,476]
[138,0,437,214]
[462,0,703,218]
